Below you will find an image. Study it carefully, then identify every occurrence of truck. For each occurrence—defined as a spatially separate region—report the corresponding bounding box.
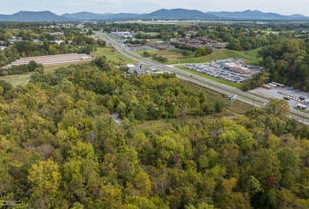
[297,103,307,110]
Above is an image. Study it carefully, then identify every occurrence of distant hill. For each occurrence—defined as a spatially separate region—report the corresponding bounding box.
[0,11,65,22]
[0,9,308,22]
[141,9,217,20]
[208,10,308,20]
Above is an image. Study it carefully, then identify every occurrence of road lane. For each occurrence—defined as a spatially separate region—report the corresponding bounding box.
[96,32,309,125]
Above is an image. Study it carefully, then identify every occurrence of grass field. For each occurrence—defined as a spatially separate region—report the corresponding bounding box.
[94,47,136,64]
[137,48,261,65]
[0,63,81,87]
[0,73,32,87]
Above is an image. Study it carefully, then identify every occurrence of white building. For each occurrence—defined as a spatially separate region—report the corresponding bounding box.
[50,32,64,36]
[111,32,133,39]
[52,39,65,45]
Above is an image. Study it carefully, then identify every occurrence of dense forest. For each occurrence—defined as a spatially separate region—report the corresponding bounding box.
[1,57,309,209]
[259,38,309,91]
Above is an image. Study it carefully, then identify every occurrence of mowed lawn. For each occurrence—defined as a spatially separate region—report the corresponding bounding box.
[0,73,32,87]
[137,48,261,65]
[93,47,136,64]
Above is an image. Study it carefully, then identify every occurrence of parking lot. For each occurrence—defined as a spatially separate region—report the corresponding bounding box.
[179,59,262,83]
[250,85,309,110]
[128,45,155,51]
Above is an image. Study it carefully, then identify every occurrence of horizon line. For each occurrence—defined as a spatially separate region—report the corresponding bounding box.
[0,8,307,17]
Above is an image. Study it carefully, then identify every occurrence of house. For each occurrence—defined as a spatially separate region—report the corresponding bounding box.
[127,43,143,48]
[52,39,65,45]
[147,43,171,50]
[171,37,227,50]
[7,37,22,44]
[32,39,41,43]
[208,42,227,49]
[154,44,170,50]
[76,24,84,29]
[50,32,64,36]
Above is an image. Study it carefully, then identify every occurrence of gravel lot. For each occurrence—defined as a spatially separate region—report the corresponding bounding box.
[250,86,309,109]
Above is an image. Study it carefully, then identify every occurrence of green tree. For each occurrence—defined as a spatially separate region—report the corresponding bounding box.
[27,159,61,209]
[265,99,290,117]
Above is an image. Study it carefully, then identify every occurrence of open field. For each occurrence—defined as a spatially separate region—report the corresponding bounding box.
[0,63,79,87]
[137,48,261,65]
[93,47,136,64]
[0,73,32,87]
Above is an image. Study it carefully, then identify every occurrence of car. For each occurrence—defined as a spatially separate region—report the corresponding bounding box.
[228,95,238,100]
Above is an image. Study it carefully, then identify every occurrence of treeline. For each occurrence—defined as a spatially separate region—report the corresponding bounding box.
[195,47,213,57]
[99,23,285,51]
[152,54,169,63]
[0,47,19,66]
[96,22,309,35]
[259,38,309,91]
[0,61,43,76]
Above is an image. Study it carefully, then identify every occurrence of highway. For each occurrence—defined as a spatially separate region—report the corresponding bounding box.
[95,32,309,125]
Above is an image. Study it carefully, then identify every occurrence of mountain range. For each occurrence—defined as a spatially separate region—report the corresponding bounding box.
[0,9,308,22]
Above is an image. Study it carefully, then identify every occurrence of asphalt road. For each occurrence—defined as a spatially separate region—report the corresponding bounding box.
[95,32,309,125]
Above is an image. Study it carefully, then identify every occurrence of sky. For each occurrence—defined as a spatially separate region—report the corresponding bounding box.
[1,0,309,16]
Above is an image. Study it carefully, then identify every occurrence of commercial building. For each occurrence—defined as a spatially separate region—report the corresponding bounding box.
[111,32,133,39]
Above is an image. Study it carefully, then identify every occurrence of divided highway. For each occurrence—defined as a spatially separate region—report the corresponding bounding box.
[95,32,309,125]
